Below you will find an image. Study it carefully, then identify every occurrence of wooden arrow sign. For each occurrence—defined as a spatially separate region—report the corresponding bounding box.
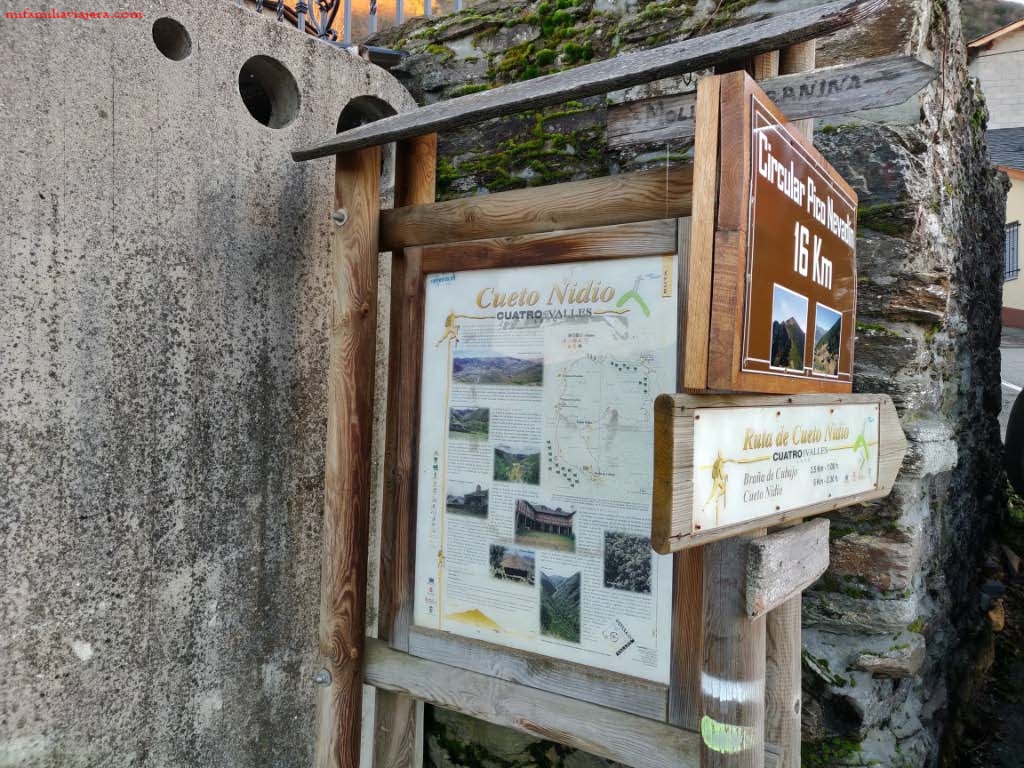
[651,393,907,553]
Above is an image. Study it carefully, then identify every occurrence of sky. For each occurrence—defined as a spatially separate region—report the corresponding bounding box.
[771,285,809,330]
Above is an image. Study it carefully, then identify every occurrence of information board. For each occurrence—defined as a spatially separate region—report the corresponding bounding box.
[414,255,677,683]
[708,72,859,394]
[691,402,880,533]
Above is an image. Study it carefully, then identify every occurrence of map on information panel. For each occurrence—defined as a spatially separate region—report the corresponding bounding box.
[413,255,677,683]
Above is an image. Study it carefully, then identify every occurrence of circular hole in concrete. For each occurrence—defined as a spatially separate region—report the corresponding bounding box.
[338,96,397,192]
[152,17,192,61]
[238,55,300,129]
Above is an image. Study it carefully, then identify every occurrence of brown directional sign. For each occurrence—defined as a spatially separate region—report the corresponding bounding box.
[707,72,858,394]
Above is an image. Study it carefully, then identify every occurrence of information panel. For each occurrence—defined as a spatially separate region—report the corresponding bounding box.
[414,255,676,683]
[741,93,858,385]
[691,402,880,533]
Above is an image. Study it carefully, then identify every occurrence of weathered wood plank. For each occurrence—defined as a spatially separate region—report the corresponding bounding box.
[607,56,933,148]
[419,218,678,273]
[292,0,884,160]
[373,134,437,768]
[779,40,818,138]
[381,166,693,251]
[651,394,907,554]
[765,593,803,768]
[701,533,767,768]
[669,546,704,730]
[767,45,815,768]
[364,640,701,768]
[746,519,830,618]
[315,146,382,768]
[407,627,668,721]
[681,75,719,392]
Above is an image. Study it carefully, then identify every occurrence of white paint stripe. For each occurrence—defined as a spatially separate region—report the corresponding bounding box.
[700,672,763,704]
[1003,380,1022,393]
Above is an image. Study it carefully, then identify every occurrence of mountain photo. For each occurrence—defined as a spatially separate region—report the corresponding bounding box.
[540,571,581,643]
[493,447,541,485]
[449,406,490,438]
[452,352,543,386]
[812,304,842,376]
[769,285,808,371]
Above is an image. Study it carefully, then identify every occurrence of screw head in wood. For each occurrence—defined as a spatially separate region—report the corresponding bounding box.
[314,668,332,686]
[331,208,349,227]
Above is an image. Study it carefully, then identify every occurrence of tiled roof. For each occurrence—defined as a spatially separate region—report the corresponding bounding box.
[989,127,1024,170]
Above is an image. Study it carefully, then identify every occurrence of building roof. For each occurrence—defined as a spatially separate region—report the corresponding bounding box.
[518,499,575,518]
[969,17,1024,50]
[988,128,1024,171]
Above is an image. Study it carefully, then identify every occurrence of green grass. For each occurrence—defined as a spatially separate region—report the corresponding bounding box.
[515,529,575,552]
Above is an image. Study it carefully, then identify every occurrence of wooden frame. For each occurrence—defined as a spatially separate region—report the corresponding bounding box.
[380,179,699,736]
[295,4,927,765]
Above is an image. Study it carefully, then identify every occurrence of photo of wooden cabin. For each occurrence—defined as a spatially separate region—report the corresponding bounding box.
[446,484,489,518]
[514,499,576,551]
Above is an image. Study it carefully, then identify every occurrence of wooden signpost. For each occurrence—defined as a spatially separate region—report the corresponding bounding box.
[291,2,923,766]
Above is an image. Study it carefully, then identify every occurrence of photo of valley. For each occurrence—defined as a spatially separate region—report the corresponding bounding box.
[489,544,536,585]
[448,406,490,439]
[603,532,652,594]
[452,351,543,386]
[494,446,541,485]
[540,570,581,643]
[812,303,842,375]
[446,480,489,518]
[769,284,808,371]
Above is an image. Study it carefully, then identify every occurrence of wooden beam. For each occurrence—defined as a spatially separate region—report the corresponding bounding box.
[315,145,382,768]
[701,533,767,768]
[373,134,438,768]
[607,55,934,148]
[363,640,701,768]
[780,40,817,137]
[380,166,693,251]
[292,0,884,161]
[407,627,668,721]
[746,519,830,618]
[651,393,907,554]
[419,218,678,273]
[681,75,720,392]
[766,44,815,768]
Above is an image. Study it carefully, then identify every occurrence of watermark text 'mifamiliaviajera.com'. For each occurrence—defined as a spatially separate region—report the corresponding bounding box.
[5,9,143,20]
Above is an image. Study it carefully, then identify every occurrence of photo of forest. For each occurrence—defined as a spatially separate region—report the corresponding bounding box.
[493,446,541,485]
[603,532,652,594]
[449,406,490,439]
[812,303,842,375]
[540,570,581,643]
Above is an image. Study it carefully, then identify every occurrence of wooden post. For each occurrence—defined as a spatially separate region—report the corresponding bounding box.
[315,144,382,768]
[701,533,767,768]
[763,41,816,768]
[373,134,438,768]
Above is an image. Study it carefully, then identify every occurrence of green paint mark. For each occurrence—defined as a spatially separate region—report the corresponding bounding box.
[700,715,756,754]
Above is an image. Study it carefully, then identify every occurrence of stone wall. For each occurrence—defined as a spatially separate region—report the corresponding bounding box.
[367,1,1008,766]
[0,4,413,766]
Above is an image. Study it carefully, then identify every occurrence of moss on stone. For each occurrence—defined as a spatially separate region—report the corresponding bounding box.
[858,202,915,237]
[802,737,864,767]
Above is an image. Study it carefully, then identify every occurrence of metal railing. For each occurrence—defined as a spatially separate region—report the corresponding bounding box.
[238,0,463,46]
[1007,221,1020,281]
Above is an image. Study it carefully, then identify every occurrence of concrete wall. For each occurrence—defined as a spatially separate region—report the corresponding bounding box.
[0,3,413,766]
[969,29,1024,129]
